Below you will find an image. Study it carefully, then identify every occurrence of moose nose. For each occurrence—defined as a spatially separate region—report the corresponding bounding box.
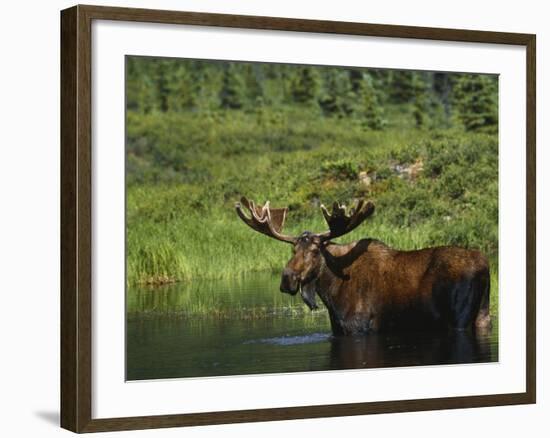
[280,268,299,295]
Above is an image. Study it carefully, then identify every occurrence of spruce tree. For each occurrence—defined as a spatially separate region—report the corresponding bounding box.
[412,73,430,128]
[166,63,199,111]
[126,57,156,113]
[244,64,264,104]
[389,70,415,103]
[453,74,498,132]
[154,59,171,112]
[359,73,385,130]
[290,67,320,104]
[433,72,453,118]
[318,69,354,116]
[219,64,245,109]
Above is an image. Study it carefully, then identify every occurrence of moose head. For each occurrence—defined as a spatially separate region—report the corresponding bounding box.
[235,197,375,310]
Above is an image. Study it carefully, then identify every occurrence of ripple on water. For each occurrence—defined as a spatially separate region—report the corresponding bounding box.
[246,332,331,346]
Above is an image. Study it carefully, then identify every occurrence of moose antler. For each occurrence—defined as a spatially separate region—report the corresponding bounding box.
[319,199,375,241]
[235,197,297,244]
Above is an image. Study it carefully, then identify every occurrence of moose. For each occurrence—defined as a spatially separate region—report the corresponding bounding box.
[235,197,491,335]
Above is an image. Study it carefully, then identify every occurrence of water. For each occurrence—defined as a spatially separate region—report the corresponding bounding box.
[126,273,498,381]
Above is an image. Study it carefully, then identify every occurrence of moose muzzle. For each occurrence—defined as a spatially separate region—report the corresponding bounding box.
[280,268,300,295]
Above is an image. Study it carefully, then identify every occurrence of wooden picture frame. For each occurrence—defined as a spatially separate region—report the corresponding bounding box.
[60,4,536,433]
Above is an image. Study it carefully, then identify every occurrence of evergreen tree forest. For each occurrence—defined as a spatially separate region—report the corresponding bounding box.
[127,57,497,135]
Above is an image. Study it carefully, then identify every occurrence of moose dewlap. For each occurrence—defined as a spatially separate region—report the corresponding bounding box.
[235,197,491,335]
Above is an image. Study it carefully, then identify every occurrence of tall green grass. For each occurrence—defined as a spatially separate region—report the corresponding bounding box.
[127,208,498,284]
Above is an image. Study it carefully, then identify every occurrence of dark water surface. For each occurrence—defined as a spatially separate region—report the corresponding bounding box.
[126,273,498,381]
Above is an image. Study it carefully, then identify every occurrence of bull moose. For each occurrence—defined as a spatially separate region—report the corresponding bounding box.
[235,197,491,335]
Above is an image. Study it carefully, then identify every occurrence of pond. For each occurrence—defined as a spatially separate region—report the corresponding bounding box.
[126,272,498,381]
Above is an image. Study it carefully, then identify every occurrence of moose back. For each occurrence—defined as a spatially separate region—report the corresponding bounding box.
[235,197,491,335]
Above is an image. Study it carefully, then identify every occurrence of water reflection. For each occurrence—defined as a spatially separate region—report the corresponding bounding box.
[328,327,497,370]
[126,273,498,381]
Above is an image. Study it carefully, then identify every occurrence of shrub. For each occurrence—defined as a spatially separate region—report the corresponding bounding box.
[320,159,360,181]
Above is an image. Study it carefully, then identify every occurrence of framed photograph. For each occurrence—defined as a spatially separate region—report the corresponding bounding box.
[60,4,536,433]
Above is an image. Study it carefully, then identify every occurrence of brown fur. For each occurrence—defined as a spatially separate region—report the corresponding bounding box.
[283,236,491,335]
